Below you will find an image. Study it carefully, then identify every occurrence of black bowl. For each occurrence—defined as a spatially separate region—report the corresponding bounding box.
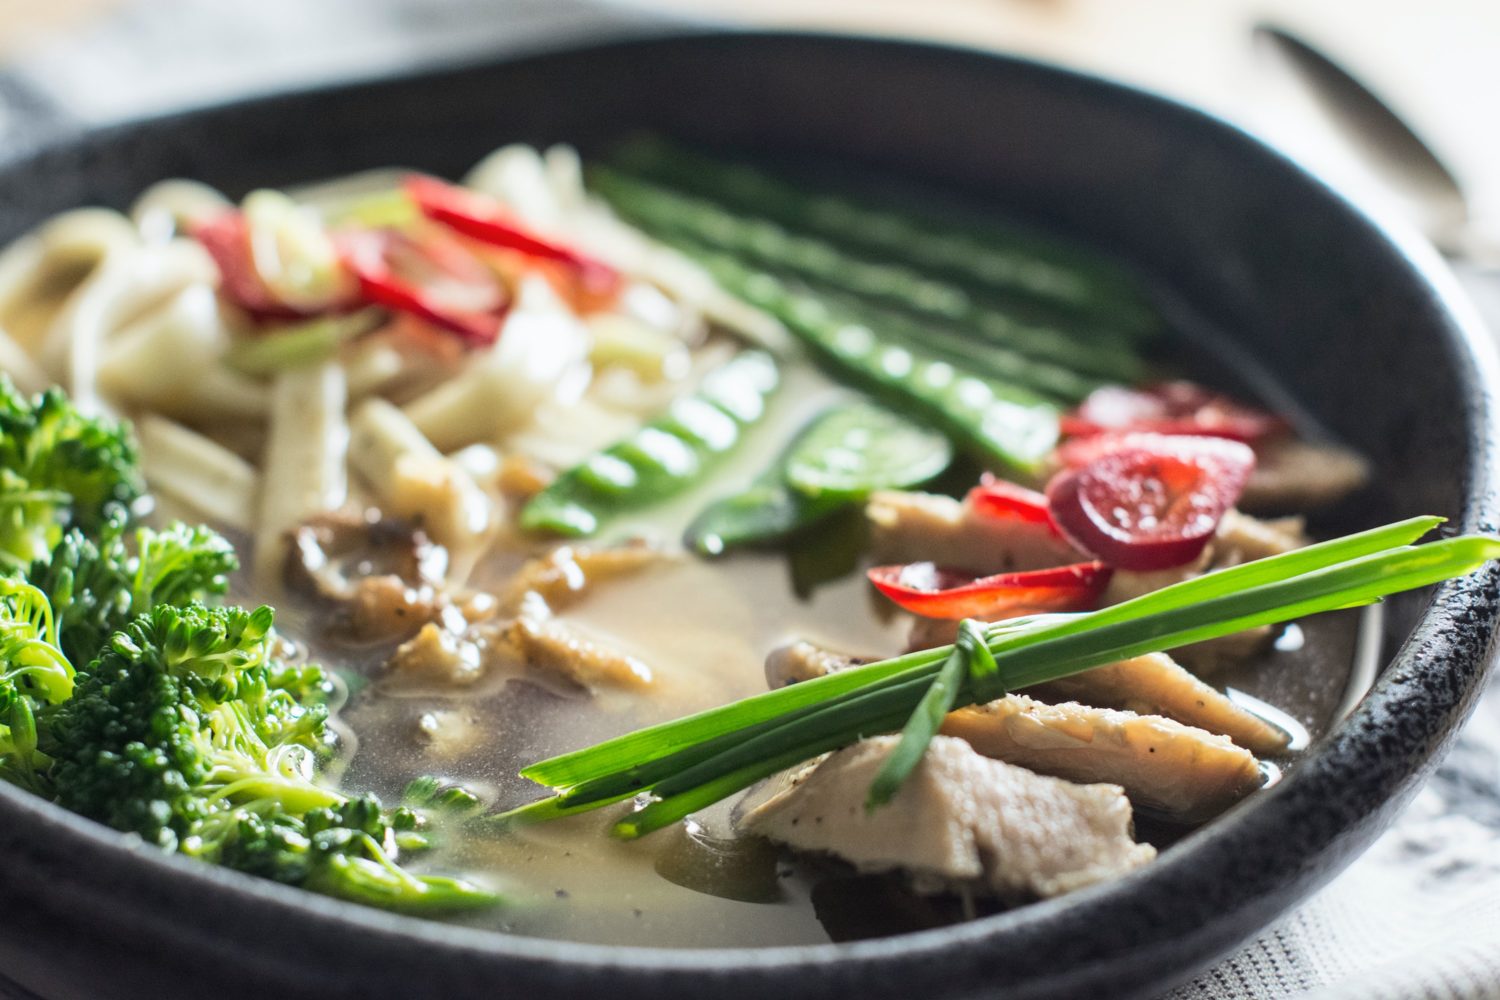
[0,30,1496,1000]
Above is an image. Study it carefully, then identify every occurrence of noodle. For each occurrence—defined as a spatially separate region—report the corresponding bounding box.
[136,413,260,532]
[253,361,348,588]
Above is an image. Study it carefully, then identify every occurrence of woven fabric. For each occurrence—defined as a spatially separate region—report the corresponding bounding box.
[1168,675,1500,999]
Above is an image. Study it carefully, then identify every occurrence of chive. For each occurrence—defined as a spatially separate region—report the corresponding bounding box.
[504,524,1498,841]
[865,620,995,811]
[520,517,1442,790]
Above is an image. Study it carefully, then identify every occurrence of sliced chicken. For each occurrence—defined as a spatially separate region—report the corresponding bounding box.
[1241,438,1370,514]
[743,735,1154,899]
[764,641,866,689]
[764,638,1283,758]
[1029,652,1290,755]
[1102,509,1307,605]
[940,694,1264,822]
[867,489,1079,574]
[498,592,654,689]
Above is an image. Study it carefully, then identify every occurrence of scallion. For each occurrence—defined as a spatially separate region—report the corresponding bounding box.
[502,519,1497,840]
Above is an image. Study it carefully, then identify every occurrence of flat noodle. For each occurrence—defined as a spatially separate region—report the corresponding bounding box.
[348,397,494,566]
[254,361,348,588]
[403,275,591,451]
[137,413,259,532]
[130,179,231,243]
[0,209,139,352]
[41,239,216,414]
[462,144,563,232]
[100,285,268,420]
[0,323,48,395]
[343,340,408,400]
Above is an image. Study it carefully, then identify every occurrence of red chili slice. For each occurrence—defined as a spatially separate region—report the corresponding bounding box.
[192,211,311,321]
[867,560,1112,620]
[341,229,510,345]
[1045,436,1256,572]
[966,474,1055,530]
[405,175,622,301]
[1061,381,1285,443]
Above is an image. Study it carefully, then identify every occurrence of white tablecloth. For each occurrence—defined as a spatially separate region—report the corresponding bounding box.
[3,2,1498,996]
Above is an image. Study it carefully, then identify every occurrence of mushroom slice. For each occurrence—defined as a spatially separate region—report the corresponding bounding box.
[498,542,666,614]
[940,695,1264,822]
[742,735,1154,900]
[285,508,449,642]
[1028,652,1290,755]
[493,593,654,690]
[385,545,665,693]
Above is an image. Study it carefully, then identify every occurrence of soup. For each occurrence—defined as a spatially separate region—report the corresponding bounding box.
[0,137,1475,948]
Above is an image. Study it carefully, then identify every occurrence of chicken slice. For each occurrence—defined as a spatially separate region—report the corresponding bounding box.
[742,735,1154,899]
[1241,438,1370,514]
[1028,652,1290,755]
[764,641,866,689]
[940,694,1264,822]
[1101,509,1307,605]
[764,638,1284,758]
[867,489,1079,573]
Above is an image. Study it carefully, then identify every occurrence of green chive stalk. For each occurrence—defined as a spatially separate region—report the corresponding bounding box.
[499,518,1497,839]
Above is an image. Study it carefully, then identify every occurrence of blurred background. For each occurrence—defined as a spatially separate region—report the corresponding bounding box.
[3,0,1498,266]
[2,2,1498,997]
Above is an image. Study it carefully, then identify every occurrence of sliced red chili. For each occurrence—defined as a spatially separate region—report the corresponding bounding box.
[341,228,510,345]
[192,211,309,321]
[966,474,1055,530]
[405,175,622,301]
[1061,381,1286,443]
[1045,435,1255,572]
[867,560,1112,620]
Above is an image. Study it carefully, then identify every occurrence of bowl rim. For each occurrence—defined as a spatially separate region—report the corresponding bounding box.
[0,23,1496,990]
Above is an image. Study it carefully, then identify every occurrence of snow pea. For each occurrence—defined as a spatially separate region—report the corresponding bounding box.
[685,400,951,556]
[589,167,1145,381]
[679,247,1060,475]
[520,351,779,537]
[611,137,1161,342]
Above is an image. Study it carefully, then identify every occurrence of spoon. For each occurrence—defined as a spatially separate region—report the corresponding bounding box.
[1255,22,1500,269]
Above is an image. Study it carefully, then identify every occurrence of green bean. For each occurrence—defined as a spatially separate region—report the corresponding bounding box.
[686,247,1060,474]
[520,351,779,537]
[609,139,1162,340]
[590,168,1143,382]
[685,400,951,555]
[799,283,1105,402]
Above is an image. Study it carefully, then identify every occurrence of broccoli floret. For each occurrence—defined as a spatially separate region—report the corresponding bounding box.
[0,577,76,792]
[25,513,237,669]
[0,379,143,568]
[223,795,497,913]
[48,603,496,912]
[131,522,237,611]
